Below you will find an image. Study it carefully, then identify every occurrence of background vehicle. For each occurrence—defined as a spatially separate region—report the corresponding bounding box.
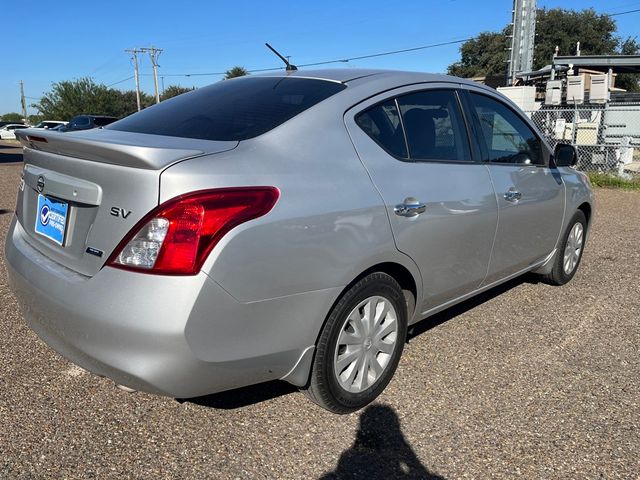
[58,115,117,132]
[0,124,29,140]
[32,120,68,130]
[5,70,593,413]
[0,121,25,129]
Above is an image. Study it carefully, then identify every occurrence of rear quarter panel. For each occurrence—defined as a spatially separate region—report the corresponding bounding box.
[159,103,422,304]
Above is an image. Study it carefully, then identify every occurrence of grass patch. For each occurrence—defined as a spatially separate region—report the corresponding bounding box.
[587,172,640,190]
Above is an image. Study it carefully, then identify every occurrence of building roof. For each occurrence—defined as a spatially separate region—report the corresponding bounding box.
[553,55,640,74]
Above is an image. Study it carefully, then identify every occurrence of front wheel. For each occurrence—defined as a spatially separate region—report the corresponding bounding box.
[305,273,408,414]
[541,210,587,286]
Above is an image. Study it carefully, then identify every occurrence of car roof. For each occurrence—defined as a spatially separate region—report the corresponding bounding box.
[255,68,482,87]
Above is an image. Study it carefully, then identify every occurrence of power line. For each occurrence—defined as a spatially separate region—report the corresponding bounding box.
[106,76,134,87]
[608,8,640,16]
[98,7,638,86]
[297,38,473,67]
[132,37,473,79]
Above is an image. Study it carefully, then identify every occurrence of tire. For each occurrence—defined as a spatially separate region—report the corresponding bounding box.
[540,210,587,286]
[305,272,408,414]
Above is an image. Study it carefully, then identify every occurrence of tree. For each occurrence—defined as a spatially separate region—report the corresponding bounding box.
[1,112,24,122]
[111,90,154,116]
[28,114,44,125]
[447,8,638,91]
[224,66,249,79]
[448,31,510,78]
[533,8,618,69]
[33,78,111,120]
[616,37,640,92]
[161,85,195,101]
[32,78,153,120]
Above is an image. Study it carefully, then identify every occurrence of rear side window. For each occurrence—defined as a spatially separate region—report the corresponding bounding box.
[469,93,542,165]
[94,117,116,127]
[108,77,346,141]
[355,99,408,158]
[397,90,470,161]
[71,116,91,128]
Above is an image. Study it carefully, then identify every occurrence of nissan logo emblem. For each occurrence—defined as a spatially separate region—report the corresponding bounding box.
[37,176,45,193]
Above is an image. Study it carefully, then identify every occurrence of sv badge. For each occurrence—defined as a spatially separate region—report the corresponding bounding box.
[110,207,132,219]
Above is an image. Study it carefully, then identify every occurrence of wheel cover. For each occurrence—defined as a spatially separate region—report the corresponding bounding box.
[563,222,584,275]
[333,295,398,393]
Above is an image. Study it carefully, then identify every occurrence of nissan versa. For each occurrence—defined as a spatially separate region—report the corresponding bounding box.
[5,69,593,413]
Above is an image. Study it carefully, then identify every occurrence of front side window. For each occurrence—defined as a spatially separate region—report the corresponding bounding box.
[469,93,543,165]
[397,90,470,161]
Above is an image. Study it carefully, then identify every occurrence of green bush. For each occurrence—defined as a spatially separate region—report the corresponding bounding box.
[587,172,640,190]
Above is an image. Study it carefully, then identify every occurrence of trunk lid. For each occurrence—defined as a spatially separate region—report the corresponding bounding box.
[15,129,237,277]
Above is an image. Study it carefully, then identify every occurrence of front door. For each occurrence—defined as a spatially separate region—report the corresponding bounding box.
[345,85,498,313]
[463,89,565,283]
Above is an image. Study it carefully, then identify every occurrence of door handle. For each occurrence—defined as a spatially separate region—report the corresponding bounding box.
[394,197,427,217]
[504,188,522,202]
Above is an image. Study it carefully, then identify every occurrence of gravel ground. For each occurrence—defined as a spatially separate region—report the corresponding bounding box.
[1,144,639,479]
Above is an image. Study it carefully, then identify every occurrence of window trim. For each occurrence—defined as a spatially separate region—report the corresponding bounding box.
[353,86,478,165]
[462,89,548,168]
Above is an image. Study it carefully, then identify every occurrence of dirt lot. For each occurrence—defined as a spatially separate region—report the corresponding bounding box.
[1,143,638,479]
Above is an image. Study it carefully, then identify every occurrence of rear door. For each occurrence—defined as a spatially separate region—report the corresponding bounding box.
[345,85,498,313]
[461,88,565,283]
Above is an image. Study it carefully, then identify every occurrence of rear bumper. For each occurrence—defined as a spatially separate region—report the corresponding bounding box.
[5,217,338,398]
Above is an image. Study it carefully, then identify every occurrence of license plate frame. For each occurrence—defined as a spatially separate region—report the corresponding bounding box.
[34,194,69,246]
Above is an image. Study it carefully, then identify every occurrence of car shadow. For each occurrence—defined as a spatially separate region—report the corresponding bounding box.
[182,275,535,410]
[408,275,534,340]
[0,141,23,162]
[0,209,13,216]
[0,149,23,163]
[319,404,445,479]
[180,380,298,409]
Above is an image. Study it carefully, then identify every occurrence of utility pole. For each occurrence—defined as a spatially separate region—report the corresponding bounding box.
[19,81,28,124]
[142,46,163,103]
[125,48,143,111]
[507,0,537,85]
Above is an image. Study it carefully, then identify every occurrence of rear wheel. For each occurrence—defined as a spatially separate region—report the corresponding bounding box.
[305,273,407,414]
[541,210,587,286]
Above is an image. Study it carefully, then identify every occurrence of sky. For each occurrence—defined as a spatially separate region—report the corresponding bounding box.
[1,0,638,116]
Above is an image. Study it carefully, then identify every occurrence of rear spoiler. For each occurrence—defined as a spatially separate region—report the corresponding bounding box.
[16,128,238,170]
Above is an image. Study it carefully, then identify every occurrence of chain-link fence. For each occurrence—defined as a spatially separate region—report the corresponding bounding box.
[523,105,640,177]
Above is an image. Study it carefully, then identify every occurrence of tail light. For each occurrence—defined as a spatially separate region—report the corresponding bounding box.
[107,187,279,275]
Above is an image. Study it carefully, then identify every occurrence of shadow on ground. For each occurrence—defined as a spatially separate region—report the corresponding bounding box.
[182,275,533,411]
[407,275,533,340]
[320,404,445,479]
[0,143,23,164]
[181,380,298,409]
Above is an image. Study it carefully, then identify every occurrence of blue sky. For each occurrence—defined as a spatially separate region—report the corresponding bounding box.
[1,0,638,116]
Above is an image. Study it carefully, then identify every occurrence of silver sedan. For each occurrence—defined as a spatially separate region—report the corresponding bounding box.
[5,69,593,413]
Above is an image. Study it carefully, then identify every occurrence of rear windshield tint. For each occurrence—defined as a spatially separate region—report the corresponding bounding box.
[108,77,346,141]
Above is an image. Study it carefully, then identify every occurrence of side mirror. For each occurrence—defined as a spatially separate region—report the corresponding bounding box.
[554,143,577,167]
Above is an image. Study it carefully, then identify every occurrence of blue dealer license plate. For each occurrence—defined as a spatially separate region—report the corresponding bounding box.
[35,194,69,245]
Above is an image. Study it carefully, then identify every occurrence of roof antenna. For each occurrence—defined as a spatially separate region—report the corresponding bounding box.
[265,43,297,71]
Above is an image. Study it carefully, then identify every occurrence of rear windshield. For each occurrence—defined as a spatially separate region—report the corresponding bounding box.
[108,77,346,141]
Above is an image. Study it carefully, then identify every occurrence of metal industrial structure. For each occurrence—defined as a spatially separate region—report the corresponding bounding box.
[507,0,537,86]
